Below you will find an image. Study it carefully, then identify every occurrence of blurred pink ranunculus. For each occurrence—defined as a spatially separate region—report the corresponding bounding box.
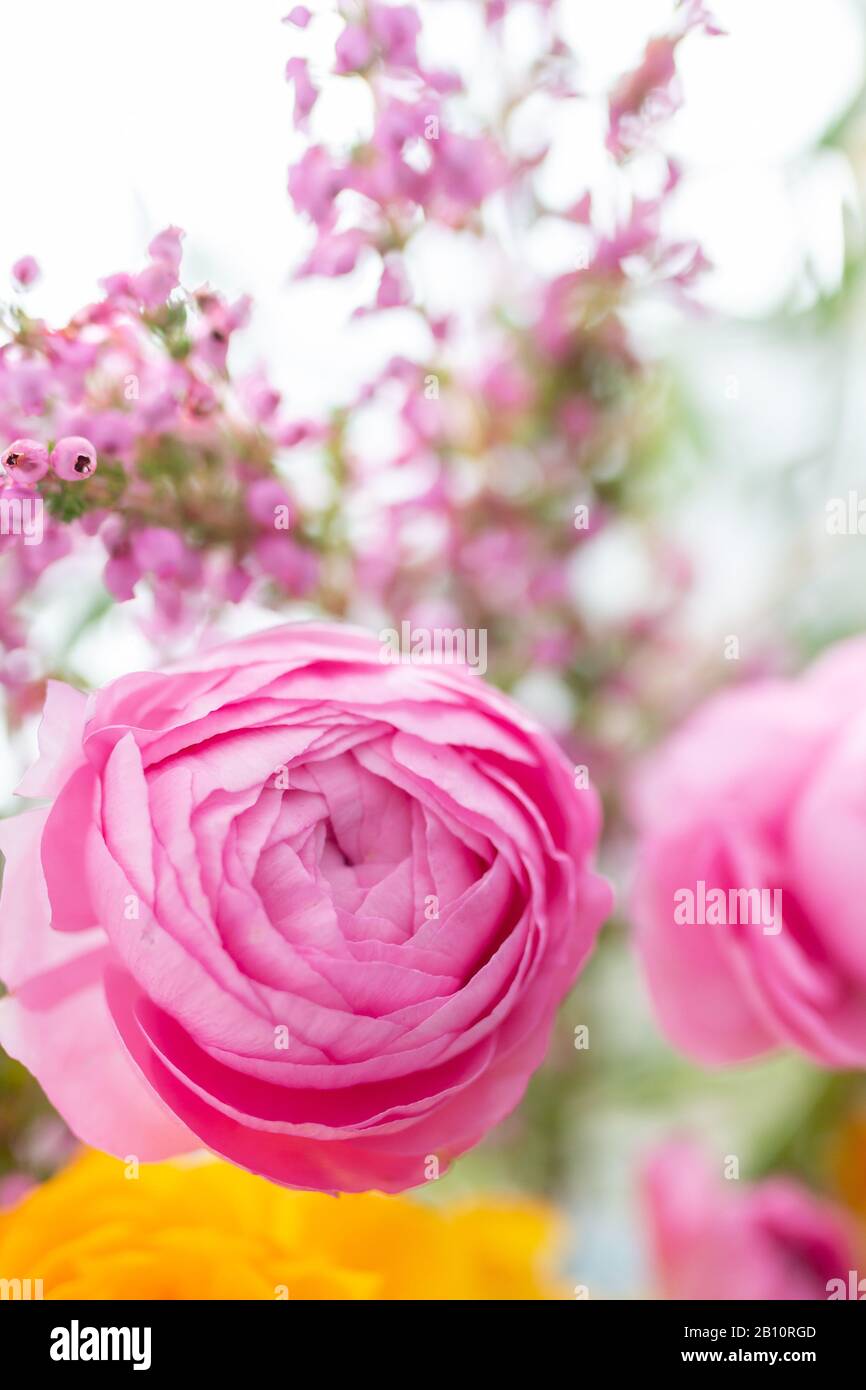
[0,622,610,1192]
[631,638,866,1066]
[643,1141,857,1301]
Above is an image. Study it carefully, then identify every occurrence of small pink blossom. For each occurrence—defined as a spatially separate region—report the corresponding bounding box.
[103,549,140,601]
[334,23,374,74]
[11,256,40,289]
[254,534,318,592]
[50,436,97,481]
[132,262,178,311]
[285,56,318,127]
[1,438,50,485]
[369,3,421,69]
[147,226,185,275]
[277,418,328,448]
[246,477,293,528]
[299,227,368,278]
[375,258,410,309]
[131,527,193,580]
[287,146,346,225]
[237,370,282,424]
[480,356,535,413]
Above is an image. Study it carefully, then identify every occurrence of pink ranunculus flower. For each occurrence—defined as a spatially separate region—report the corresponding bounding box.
[631,638,866,1067]
[643,1141,857,1301]
[0,622,610,1192]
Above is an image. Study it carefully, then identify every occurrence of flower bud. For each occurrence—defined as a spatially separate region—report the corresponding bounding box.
[1,438,50,484]
[50,436,98,481]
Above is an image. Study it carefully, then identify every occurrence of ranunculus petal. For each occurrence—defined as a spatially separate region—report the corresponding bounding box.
[0,810,194,1158]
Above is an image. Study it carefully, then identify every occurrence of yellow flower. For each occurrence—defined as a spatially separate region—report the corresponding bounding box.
[0,1150,564,1300]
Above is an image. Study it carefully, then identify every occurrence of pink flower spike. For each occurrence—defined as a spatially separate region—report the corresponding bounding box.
[284,6,312,27]
[50,436,98,481]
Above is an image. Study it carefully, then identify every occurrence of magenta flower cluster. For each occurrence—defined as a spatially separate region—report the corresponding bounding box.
[0,227,323,718]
